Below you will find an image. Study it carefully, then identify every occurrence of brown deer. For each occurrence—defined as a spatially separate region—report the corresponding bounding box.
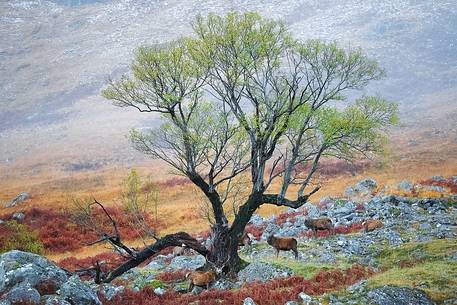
[267,234,299,259]
[186,270,217,291]
[304,217,334,232]
[362,219,384,232]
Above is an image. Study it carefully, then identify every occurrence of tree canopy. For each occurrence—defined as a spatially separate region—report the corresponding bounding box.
[102,11,398,273]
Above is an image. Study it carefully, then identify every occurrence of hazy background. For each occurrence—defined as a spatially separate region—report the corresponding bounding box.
[1,0,456,179]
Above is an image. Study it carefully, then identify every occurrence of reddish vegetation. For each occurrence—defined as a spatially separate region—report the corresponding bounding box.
[274,210,307,226]
[245,224,266,241]
[35,279,59,295]
[155,270,189,282]
[157,177,192,188]
[271,159,371,178]
[301,223,364,238]
[58,252,128,275]
[4,207,161,253]
[100,264,373,305]
[420,177,457,193]
[355,203,366,211]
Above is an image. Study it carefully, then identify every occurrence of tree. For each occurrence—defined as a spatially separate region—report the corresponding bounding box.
[101,12,398,277]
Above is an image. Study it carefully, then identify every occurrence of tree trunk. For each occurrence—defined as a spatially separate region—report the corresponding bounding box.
[205,224,243,276]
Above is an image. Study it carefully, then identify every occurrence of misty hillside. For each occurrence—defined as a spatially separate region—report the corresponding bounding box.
[1,0,456,171]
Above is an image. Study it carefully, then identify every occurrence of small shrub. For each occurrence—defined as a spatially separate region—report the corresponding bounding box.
[0,220,44,254]
[35,279,59,295]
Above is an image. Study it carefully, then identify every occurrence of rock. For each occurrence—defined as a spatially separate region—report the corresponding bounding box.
[249,214,264,226]
[42,295,72,305]
[4,283,41,305]
[0,250,69,292]
[366,286,436,305]
[299,292,313,304]
[238,262,292,283]
[397,181,413,192]
[5,192,29,208]
[347,280,367,293]
[0,261,5,292]
[191,286,204,295]
[11,212,25,221]
[261,223,281,241]
[59,275,102,305]
[166,255,205,271]
[154,287,166,295]
[444,298,457,305]
[243,297,257,305]
[101,284,124,301]
[211,278,238,290]
[145,255,169,270]
[285,301,300,305]
[356,178,378,192]
[431,176,446,182]
[345,178,377,198]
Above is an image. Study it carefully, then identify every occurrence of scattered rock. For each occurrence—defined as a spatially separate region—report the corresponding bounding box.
[238,262,292,283]
[243,297,257,305]
[11,212,25,221]
[153,287,166,295]
[42,295,72,305]
[191,286,203,295]
[0,250,69,292]
[397,181,413,192]
[285,301,300,305]
[249,214,264,226]
[366,286,436,305]
[299,292,313,304]
[59,275,102,305]
[4,283,41,305]
[166,255,205,271]
[4,192,29,208]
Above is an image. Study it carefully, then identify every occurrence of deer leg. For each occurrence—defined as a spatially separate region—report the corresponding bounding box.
[188,281,194,292]
[276,248,279,258]
[293,248,298,260]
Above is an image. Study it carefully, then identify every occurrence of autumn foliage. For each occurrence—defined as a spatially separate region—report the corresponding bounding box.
[100,264,373,305]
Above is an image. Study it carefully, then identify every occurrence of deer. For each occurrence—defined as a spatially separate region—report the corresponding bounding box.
[362,219,384,232]
[304,217,334,233]
[267,234,299,259]
[186,257,228,291]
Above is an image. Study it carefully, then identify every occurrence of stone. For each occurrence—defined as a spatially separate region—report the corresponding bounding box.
[431,176,446,182]
[102,284,125,301]
[4,283,41,305]
[191,286,203,295]
[285,301,300,305]
[11,212,25,221]
[154,287,166,295]
[249,214,264,226]
[238,262,292,283]
[243,297,257,305]
[59,275,102,305]
[299,292,313,304]
[166,255,206,271]
[0,260,5,292]
[5,192,29,208]
[212,278,238,290]
[366,286,435,305]
[397,180,413,192]
[0,250,69,292]
[261,223,281,241]
[42,295,72,305]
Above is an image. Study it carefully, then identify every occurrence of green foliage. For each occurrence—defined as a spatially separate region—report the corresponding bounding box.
[149,279,165,289]
[0,220,44,254]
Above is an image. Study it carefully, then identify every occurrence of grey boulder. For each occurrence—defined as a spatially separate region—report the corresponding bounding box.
[366,286,435,305]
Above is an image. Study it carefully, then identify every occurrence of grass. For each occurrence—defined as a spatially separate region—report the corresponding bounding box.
[368,261,457,303]
[367,239,457,303]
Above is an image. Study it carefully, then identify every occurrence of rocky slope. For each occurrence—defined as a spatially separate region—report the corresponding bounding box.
[1,176,456,304]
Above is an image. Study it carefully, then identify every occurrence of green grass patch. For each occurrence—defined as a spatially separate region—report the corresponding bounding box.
[368,261,457,303]
[376,239,457,269]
